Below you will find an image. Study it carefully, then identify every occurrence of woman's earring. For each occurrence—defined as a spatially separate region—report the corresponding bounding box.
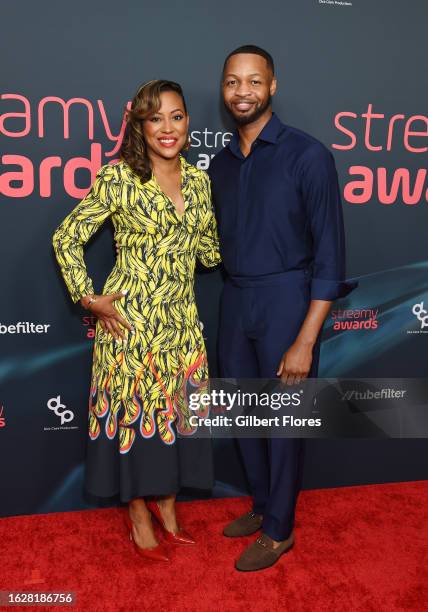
[182,134,191,152]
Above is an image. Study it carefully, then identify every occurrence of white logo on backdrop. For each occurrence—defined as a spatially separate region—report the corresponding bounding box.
[342,388,406,401]
[190,129,233,169]
[47,396,74,425]
[0,322,51,334]
[412,302,428,330]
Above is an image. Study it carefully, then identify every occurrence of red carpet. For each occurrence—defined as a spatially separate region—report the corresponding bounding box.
[1,481,427,612]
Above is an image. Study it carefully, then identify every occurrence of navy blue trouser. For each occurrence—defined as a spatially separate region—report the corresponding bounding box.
[218,270,321,541]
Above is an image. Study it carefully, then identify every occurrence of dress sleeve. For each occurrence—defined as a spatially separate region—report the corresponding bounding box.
[52,163,119,303]
[299,143,358,301]
[196,175,222,268]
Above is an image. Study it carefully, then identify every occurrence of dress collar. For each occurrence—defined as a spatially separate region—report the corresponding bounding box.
[122,154,190,189]
[178,153,191,188]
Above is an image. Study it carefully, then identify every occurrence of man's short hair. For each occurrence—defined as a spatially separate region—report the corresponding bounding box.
[223,45,275,76]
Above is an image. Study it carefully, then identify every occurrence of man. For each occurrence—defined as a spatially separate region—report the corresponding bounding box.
[207,45,357,572]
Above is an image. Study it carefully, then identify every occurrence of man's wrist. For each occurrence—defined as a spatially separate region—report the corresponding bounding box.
[295,335,316,348]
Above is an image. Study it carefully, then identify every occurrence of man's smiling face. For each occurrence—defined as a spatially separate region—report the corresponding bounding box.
[222,53,277,126]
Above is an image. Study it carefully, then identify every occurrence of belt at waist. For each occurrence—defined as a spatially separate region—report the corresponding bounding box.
[227,269,310,288]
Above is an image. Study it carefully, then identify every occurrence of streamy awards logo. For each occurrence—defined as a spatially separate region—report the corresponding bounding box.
[330,307,378,331]
[333,103,428,206]
[0,93,231,198]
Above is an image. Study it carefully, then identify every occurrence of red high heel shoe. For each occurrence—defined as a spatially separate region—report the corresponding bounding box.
[123,512,170,562]
[146,501,196,545]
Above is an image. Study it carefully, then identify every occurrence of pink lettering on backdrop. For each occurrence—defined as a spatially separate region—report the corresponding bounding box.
[0,96,427,205]
[40,157,62,198]
[0,94,31,137]
[63,143,102,199]
[333,103,428,205]
[362,104,384,151]
[0,155,34,197]
[344,167,427,205]
[98,100,128,157]
[377,168,427,205]
[404,115,428,153]
[38,97,95,139]
[386,114,405,150]
[0,93,130,198]
[343,167,373,204]
[333,112,357,150]
[0,145,114,198]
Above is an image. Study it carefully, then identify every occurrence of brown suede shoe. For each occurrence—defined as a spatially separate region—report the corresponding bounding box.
[223,511,263,537]
[235,531,295,572]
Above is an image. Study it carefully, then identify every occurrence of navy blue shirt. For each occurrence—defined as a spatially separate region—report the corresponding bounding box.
[207,112,357,301]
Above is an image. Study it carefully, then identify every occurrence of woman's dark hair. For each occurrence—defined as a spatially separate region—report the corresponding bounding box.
[119,79,187,183]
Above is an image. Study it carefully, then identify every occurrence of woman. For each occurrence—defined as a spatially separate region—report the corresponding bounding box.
[52,80,221,562]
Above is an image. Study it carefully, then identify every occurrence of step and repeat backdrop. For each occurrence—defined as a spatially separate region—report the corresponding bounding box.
[1,0,427,516]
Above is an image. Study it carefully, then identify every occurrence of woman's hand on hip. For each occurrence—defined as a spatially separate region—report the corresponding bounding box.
[80,292,133,341]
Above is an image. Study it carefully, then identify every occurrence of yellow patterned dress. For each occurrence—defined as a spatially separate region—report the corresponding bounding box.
[52,154,221,500]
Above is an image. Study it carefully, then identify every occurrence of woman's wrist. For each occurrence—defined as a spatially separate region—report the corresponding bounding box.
[80,294,98,310]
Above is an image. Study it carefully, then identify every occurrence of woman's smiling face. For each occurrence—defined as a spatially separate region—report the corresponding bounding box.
[142,90,189,161]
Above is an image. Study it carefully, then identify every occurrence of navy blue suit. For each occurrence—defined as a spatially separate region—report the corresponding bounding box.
[208,113,357,541]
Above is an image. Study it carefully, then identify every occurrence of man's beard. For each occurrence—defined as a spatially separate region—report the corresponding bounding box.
[225,95,272,126]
